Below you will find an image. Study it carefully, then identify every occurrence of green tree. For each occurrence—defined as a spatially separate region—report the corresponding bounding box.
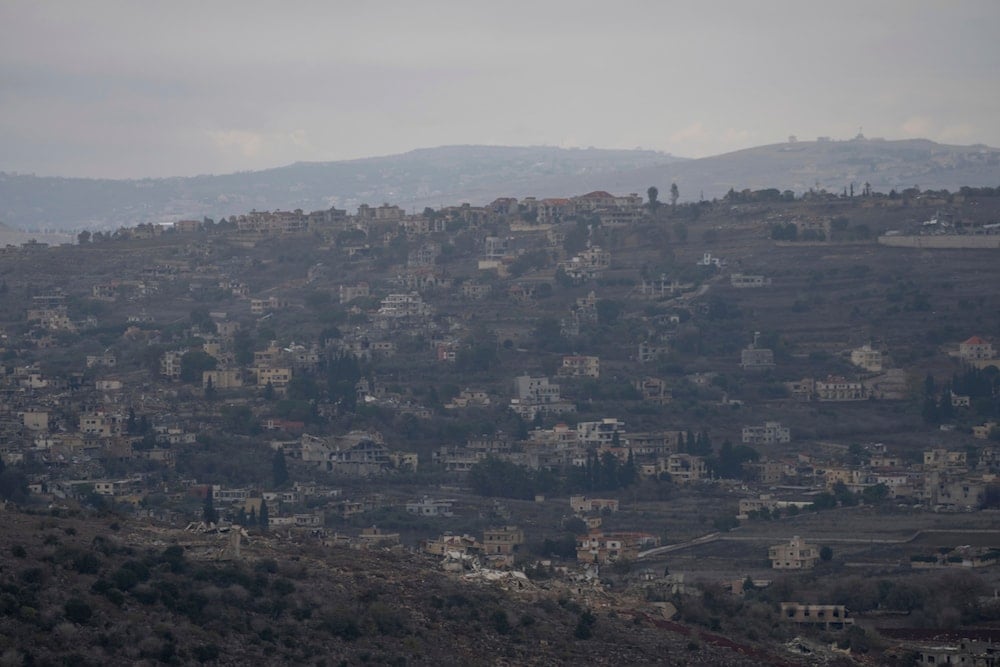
[272,450,289,488]
[596,299,623,326]
[574,610,597,639]
[259,498,269,532]
[647,186,660,213]
[180,349,218,383]
[673,222,688,243]
[64,598,93,624]
[820,545,833,561]
[203,491,218,525]
[189,307,214,332]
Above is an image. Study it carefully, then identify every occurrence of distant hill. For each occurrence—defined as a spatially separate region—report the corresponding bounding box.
[601,138,1000,202]
[1,139,998,231]
[0,146,680,231]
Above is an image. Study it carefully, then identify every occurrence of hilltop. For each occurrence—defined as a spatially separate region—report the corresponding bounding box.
[1,138,997,232]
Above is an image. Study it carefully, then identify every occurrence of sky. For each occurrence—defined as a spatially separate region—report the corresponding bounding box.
[1,0,998,179]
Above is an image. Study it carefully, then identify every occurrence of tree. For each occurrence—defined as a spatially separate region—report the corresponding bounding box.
[647,186,660,213]
[595,299,623,326]
[574,610,597,639]
[673,222,688,243]
[820,545,833,562]
[77,230,91,245]
[259,498,269,532]
[64,598,93,624]
[180,350,217,384]
[202,491,218,525]
[670,182,679,209]
[272,450,290,488]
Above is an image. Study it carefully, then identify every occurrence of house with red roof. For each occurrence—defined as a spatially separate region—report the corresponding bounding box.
[959,336,995,361]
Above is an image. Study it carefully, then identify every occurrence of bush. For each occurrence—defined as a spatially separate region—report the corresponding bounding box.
[64,598,93,624]
[574,609,597,639]
[112,567,139,592]
[194,644,220,663]
[491,609,512,635]
[72,552,102,574]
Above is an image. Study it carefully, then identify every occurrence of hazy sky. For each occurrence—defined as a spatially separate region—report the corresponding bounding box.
[2,1,998,179]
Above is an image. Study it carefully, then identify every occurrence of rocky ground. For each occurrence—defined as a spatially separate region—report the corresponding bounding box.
[0,506,818,666]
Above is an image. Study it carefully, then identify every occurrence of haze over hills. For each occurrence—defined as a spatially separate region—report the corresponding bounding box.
[1,139,998,232]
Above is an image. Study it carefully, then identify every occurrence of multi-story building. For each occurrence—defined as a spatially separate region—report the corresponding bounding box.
[850,343,883,372]
[769,536,820,569]
[482,526,524,557]
[742,422,791,445]
[815,376,868,401]
[960,336,995,361]
[559,355,600,378]
[666,454,708,483]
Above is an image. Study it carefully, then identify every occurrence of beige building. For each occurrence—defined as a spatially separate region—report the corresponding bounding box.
[559,355,600,378]
[769,536,820,569]
[570,495,620,514]
[666,454,708,483]
[815,376,868,401]
[482,526,525,560]
[960,335,995,361]
[779,603,852,629]
[850,343,883,372]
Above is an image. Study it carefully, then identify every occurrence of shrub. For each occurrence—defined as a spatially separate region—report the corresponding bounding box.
[574,609,597,639]
[72,552,102,574]
[194,644,220,663]
[63,598,93,624]
[491,609,512,635]
[112,568,139,592]
[272,578,296,596]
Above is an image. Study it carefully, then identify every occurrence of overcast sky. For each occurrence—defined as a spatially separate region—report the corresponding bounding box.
[2,1,998,179]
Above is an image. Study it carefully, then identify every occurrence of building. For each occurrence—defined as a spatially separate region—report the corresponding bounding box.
[960,336,995,361]
[730,274,770,288]
[482,526,524,558]
[850,343,883,372]
[740,334,774,370]
[339,282,370,304]
[779,603,852,629]
[634,376,671,404]
[742,422,791,445]
[559,355,600,378]
[570,496,620,514]
[923,449,968,469]
[405,498,454,517]
[666,454,708,483]
[513,376,561,404]
[768,536,819,569]
[815,376,868,401]
[576,418,625,447]
[576,530,659,564]
[377,292,430,318]
[510,376,576,420]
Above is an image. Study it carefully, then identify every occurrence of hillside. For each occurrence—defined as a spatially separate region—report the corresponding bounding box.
[0,146,679,232]
[613,138,1000,202]
[2,139,998,232]
[0,508,776,666]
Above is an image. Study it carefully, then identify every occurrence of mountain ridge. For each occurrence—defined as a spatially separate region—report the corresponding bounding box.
[1,139,997,231]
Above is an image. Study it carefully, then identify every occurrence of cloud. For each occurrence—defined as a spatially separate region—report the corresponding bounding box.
[670,122,709,144]
[900,116,933,137]
[208,130,264,158]
[940,123,977,144]
[207,129,315,163]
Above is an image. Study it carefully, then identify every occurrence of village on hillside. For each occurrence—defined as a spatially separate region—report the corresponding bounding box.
[2,183,1000,663]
